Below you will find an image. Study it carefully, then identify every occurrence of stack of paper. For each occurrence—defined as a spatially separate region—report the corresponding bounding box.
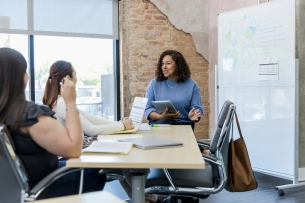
[82,141,133,154]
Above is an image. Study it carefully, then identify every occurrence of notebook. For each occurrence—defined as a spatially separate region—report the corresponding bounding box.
[119,136,183,150]
[82,141,133,154]
[107,97,148,134]
[98,134,143,141]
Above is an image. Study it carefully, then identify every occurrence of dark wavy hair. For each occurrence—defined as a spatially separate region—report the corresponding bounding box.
[0,48,27,132]
[43,60,73,108]
[155,50,191,82]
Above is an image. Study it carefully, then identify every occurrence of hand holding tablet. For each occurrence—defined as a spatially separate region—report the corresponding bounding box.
[152,100,177,114]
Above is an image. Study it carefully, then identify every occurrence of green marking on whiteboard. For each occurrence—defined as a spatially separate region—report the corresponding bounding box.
[245,28,254,38]
[226,31,231,41]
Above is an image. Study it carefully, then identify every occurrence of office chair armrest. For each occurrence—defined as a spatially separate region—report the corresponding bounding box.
[202,154,221,165]
[98,168,124,182]
[29,167,82,198]
[197,139,210,148]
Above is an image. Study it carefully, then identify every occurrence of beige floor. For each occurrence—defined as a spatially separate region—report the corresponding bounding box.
[104,180,129,200]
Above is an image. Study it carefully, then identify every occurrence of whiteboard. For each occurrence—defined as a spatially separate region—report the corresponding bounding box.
[218,0,296,179]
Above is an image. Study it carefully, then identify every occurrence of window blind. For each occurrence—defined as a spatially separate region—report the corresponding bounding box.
[0,0,118,39]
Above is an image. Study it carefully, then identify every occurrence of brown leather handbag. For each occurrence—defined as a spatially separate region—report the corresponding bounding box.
[225,112,258,192]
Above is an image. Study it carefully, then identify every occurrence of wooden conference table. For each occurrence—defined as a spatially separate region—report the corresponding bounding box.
[67,125,205,203]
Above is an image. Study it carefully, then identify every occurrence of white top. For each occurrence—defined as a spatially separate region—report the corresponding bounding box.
[53,96,124,136]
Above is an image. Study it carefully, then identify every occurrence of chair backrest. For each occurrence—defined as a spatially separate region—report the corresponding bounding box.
[0,124,29,203]
[209,101,235,177]
[209,100,235,154]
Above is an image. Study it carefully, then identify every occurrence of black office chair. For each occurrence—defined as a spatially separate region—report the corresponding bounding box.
[144,100,236,200]
[0,124,84,202]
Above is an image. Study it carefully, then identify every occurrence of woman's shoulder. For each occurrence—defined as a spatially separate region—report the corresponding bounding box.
[184,78,198,86]
[147,78,159,88]
[56,96,65,106]
[149,78,157,84]
[21,101,56,127]
[53,96,66,110]
[151,78,167,85]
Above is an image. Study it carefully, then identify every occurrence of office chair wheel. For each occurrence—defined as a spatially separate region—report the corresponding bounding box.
[278,189,285,196]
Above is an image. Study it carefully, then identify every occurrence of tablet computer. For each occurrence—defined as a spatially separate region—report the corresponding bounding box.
[152,100,177,113]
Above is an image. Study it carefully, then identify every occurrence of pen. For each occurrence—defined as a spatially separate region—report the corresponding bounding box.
[150,124,171,127]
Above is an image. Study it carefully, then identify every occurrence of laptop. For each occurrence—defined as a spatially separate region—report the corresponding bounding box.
[107,97,148,134]
[119,136,183,150]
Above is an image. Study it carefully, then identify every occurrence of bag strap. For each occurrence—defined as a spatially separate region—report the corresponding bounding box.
[234,112,243,138]
[230,112,234,140]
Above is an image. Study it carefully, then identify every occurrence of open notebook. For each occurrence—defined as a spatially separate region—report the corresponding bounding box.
[107,97,148,134]
[82,141,133,154]
[119,136,183,150]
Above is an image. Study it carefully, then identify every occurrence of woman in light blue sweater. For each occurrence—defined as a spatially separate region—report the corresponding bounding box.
[145,50,203,131]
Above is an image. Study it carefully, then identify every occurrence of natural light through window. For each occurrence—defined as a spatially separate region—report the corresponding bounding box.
[0,34,29,99]
[34,36,115,120]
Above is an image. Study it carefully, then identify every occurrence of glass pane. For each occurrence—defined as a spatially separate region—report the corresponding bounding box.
[34,36,115,120]
[33,0,114,35]
[0,0,27,30]
[0,34,29,100]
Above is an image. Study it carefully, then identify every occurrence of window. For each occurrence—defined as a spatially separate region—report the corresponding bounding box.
[0,0,119,120]
[0,34,29,99]
[34,36,115,120]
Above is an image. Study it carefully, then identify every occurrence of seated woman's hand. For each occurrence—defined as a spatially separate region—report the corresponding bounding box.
[122,118,134,130]
[188,108,201,121]
[60,75,76,105]
[161,108,180,119]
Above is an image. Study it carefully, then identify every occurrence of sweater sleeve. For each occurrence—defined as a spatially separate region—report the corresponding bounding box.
[80,110,120,125]
[190,83,204,122]
[144,79,157,120]
[55,97,124,136]
[79,109,125,136]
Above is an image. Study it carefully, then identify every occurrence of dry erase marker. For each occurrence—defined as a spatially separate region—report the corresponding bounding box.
[150,124,171,127]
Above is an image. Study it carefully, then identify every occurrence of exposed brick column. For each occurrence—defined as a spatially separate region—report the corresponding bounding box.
[120,0,209,139]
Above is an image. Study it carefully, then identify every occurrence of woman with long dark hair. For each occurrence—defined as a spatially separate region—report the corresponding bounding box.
[0,48,106,199]
[43,60,133,136]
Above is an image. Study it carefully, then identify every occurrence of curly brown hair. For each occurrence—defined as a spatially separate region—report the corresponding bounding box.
[155,50,191,82]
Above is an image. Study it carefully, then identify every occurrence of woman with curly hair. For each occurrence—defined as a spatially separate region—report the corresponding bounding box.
[144,50,203,130]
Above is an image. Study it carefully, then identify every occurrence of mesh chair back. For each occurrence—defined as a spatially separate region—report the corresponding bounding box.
[0,125,29,203]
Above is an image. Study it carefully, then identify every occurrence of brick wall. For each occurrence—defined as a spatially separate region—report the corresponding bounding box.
[120,0,209,139]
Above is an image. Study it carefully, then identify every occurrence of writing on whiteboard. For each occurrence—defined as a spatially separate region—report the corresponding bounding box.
[258,62,279,81]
